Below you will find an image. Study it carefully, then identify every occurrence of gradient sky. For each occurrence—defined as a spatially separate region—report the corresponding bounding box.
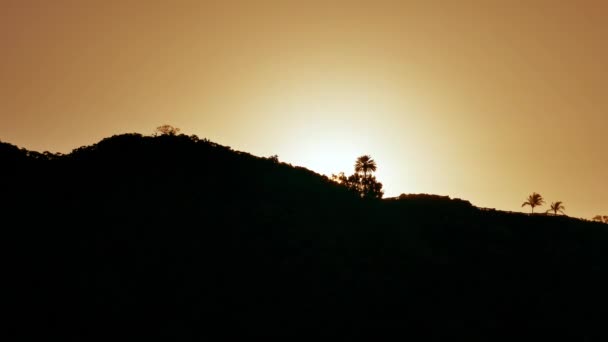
[1,1,606,219]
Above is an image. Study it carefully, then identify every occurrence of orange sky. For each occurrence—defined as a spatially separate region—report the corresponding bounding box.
[1,1,606,219]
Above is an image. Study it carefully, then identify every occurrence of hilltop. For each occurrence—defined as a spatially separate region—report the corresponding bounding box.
[4,133,608,340]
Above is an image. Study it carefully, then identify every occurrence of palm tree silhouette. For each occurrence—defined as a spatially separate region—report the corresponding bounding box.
[354,155,377,179]
[521,192,545,213]
[547,201,565,215]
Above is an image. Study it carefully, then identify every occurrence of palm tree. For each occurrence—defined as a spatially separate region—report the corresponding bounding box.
[547,201,565,215]
[354,155,377,179]
[521,192,545,213]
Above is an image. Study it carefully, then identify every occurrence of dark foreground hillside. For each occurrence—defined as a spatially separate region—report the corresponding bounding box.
[3,134,608,340]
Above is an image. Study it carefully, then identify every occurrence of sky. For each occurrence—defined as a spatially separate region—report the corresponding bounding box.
[1,1,606,219]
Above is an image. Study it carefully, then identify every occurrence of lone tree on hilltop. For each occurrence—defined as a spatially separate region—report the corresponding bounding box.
[547,201,566,215]
[522,192,545,213]
[154,124,181,136]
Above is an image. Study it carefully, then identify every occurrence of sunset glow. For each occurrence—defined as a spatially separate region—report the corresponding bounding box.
[1,1,606,219]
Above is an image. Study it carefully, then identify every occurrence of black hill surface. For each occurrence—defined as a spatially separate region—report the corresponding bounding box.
[3,133,608,340]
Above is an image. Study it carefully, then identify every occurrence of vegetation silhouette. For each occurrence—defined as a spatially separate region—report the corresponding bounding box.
[332,155,383,199]
[547,201,566,215]
[3,132,608,340]
[593,215,608,224]
[354,154,377,178]
[154,124,181,136]
[521,192,545,213]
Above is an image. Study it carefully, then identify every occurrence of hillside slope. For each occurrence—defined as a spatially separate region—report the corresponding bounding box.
[3,134,608,340]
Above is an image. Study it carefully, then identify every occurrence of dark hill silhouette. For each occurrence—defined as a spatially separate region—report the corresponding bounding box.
[4,133,608,340]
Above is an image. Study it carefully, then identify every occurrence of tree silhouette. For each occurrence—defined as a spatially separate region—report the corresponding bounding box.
[361,174,384,199]
[331,172,364,194]
[331,155,383,199]
[521,192,545,213]
[354,155,378,196]
[154,124,181,136]
[547,201,565,215]
[354,155,377,179]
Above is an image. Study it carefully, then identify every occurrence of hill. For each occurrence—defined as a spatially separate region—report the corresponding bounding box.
[4,133,608,340]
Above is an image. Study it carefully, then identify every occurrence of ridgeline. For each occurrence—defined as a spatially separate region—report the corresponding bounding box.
[3,133,608,340]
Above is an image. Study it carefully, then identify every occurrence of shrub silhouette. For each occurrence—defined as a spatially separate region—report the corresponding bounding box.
[593,215,608,223]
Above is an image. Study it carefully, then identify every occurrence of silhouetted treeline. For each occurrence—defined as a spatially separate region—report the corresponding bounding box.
[4,133,608,340]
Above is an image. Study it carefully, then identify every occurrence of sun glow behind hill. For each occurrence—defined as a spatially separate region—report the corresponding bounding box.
[242,77,435,196]
[1,1,607,219]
